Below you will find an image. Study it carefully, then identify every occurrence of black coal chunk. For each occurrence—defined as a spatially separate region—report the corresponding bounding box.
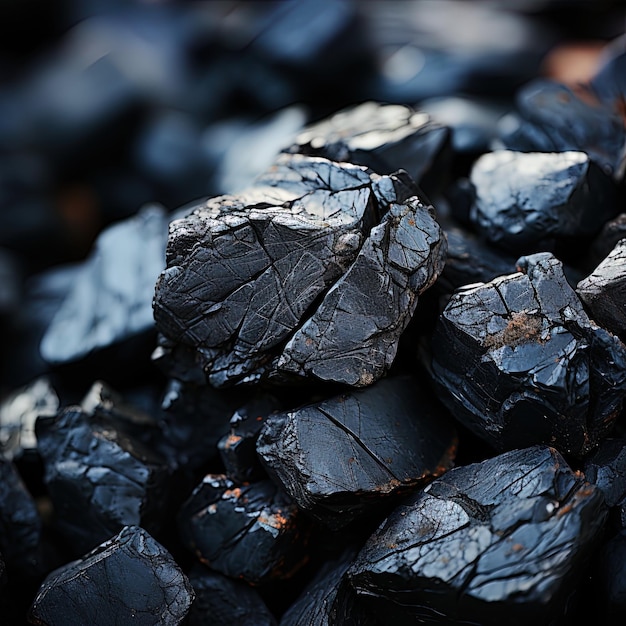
[348,446,607,626]
[28,525,194,626]
[497,79,626,178]
[577,239,626,339]
[587,213,626,269]
[431,252,626,456]
[154,153,444,388]
[36,406,172,554]
[178,475,309,584]
[277,196,445,386]
[218,392,282,483]
[187,565,276,626]
[584,438,626,527]
[257,375,456,529]
[468,150,615,251]
[0,459,43,578]
[285,102,451,193]
[40,205,170,365]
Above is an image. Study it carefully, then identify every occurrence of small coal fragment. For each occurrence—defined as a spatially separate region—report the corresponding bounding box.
[587,214,626,269]
[40,205,170,365]
[577,239,626,338]
[178,475,309,584]
[597,529,626,625]
[277,196,445,386]
[348,446,607,626]
[28,525,194,626]
[285,102,450,193]
[187,565,276,626]
[469,150,616,251]
[36,406,172,554]
[0,459,43,578]
[218,392,281,483]
[154,153,429,387]
[281,549,377,626]
[0,377,58,461]
[497,79,626,178]
[431,252,626,456]
[160,379,248,471]
[257,375,456,529]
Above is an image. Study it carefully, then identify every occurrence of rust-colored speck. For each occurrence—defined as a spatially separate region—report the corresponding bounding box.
[258,511,290,530]
[223,487,243,500]
[224,434,242,449]
[512,543,524,552]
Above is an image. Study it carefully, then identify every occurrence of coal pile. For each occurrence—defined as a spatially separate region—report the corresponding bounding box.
[3,1,626,625]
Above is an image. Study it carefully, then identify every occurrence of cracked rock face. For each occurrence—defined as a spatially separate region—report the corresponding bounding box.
[257,375,457,529]
[348,446,607,626]
[431,252,626,457]
[153,153,445,387]
[28,525,194,626]
[469,150,616,251]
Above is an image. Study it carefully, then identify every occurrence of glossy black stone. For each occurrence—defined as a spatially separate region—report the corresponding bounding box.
[154,153,444,388]
[285,102,451,192]
[187,565,276,626]
[497,79,626,178]
[36,407,172,554]
[28,525,194,626]
[577,239,626,339]
[431,252,626,456]
[179,475,309,584]
[257,375,457,529]
[348,446,607,626]
[469,150,616,251]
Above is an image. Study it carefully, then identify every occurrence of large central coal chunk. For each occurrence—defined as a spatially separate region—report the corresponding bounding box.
[153,153,445,387]
[430,252,626,457]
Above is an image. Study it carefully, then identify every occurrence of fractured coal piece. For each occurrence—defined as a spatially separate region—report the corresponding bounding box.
[257,375,456,529]
[277,196,445,386]
[577,239,626,338]
[36,407,171,554]
[348,446,607,626]
[497,79,626,178]
[178,475,309,584]
[40,205,170,365]
[0,459,43,577]
[153,153,433,388]
[431,252,626,456]
[285,102,450,192]
[28,525,194,626]
[186,565,276,626]
[218,392,282,483]
[469,150,615,251]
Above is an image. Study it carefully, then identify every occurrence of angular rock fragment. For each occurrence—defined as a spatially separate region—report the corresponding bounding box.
[469,150,615,251]
[277,197,445,386]
[285,102,451,192]
[36,407,172,554]
[187,565,276,626]
[258,376,456,529]
[28,525,194,626]
[40,205,170,365]
[348,446,607,626]
[577,239,626,338]
[587,213,626,270]
[218,392,281,483]
[0,377,58,461]
[154,153,443,388]
[179,475,309,584]
[497,79,626,178]
[431,252,626,456]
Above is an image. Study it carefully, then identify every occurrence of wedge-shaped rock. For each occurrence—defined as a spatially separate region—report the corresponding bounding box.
[257,376,456,529]
[469,150,615,251]
[577,239,626,338]
[28,526,194,626]
[178,475,309,584]
[154,153,441,388]
[36,407,171,554]
[285,102,450,192]
[277,197,445,386]
[431,252,626,457]
[348,446,607,626]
